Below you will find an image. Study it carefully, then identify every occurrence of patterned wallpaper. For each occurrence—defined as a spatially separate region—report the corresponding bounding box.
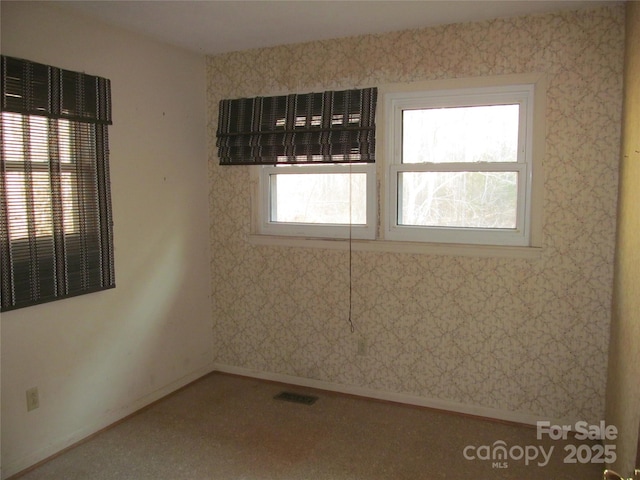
[207,5,624,423]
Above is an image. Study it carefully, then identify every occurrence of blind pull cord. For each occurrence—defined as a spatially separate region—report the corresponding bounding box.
[348,161,355,333]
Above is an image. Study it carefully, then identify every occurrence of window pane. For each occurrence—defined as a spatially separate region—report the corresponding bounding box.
[5,172,29,239]
[2,112,25,162]
[31,171,54,236]
[59,119,73,163]
[399,171,518,228]
[402,104,519,164]
[61,172,78,234]
[5,171,54,240]
[28,116,49,163]
[271,173,367,224]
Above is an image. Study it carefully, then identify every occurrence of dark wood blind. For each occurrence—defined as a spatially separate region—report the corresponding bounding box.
[216,87,377,165]
[0,55,115,311]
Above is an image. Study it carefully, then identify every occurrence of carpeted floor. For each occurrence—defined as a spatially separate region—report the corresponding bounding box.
[13,372,603,479]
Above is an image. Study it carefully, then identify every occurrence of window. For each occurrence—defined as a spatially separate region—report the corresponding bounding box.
[385,84,536,246]
[259,162,376,239]
[217,88,377,239]
[0,56,115,311]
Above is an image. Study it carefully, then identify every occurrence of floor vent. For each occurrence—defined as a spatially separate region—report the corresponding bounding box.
[274,391,318,405]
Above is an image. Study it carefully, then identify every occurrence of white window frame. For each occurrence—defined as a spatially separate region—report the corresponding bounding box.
[257,162,377,240]
[384,82,537,247]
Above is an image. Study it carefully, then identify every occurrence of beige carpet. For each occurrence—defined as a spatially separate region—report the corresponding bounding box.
[13,372,602,479]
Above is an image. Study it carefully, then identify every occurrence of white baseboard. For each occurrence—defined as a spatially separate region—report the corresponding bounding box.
[2,364,216,480]
[212,363,572,427]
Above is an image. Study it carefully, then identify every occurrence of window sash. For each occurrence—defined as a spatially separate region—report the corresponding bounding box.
[389,163,528,244]
[259,164,376,239]
[387,87,531,167]
[401,103,521,164]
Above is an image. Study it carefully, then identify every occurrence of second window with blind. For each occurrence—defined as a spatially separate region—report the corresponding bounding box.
[1,55,115,312]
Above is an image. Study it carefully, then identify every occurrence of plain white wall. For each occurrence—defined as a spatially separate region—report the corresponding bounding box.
[0,2,213,477]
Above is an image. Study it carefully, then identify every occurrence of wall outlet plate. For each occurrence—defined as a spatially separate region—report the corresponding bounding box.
[357,337,368,356]
[26,387,39,411]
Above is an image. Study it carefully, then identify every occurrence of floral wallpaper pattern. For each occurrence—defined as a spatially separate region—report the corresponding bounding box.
[207,5,624,423]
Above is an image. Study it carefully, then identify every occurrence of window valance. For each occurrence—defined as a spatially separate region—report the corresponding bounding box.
[216,87,377,165]
[1,55,111,125]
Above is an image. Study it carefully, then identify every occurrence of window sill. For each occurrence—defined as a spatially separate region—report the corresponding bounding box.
[247,234,543,259]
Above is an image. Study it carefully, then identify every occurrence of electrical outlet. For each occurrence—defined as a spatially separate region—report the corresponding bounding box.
[357,337,367,356]
[26,387,39,411]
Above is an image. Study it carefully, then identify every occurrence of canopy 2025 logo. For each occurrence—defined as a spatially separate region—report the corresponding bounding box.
[462,420,618,469]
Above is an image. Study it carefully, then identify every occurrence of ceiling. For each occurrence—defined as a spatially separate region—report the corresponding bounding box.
[55,0,614,56]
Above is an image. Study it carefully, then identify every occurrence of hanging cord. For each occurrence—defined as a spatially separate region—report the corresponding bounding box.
[347,161,355,333]
[348,227,354,333]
